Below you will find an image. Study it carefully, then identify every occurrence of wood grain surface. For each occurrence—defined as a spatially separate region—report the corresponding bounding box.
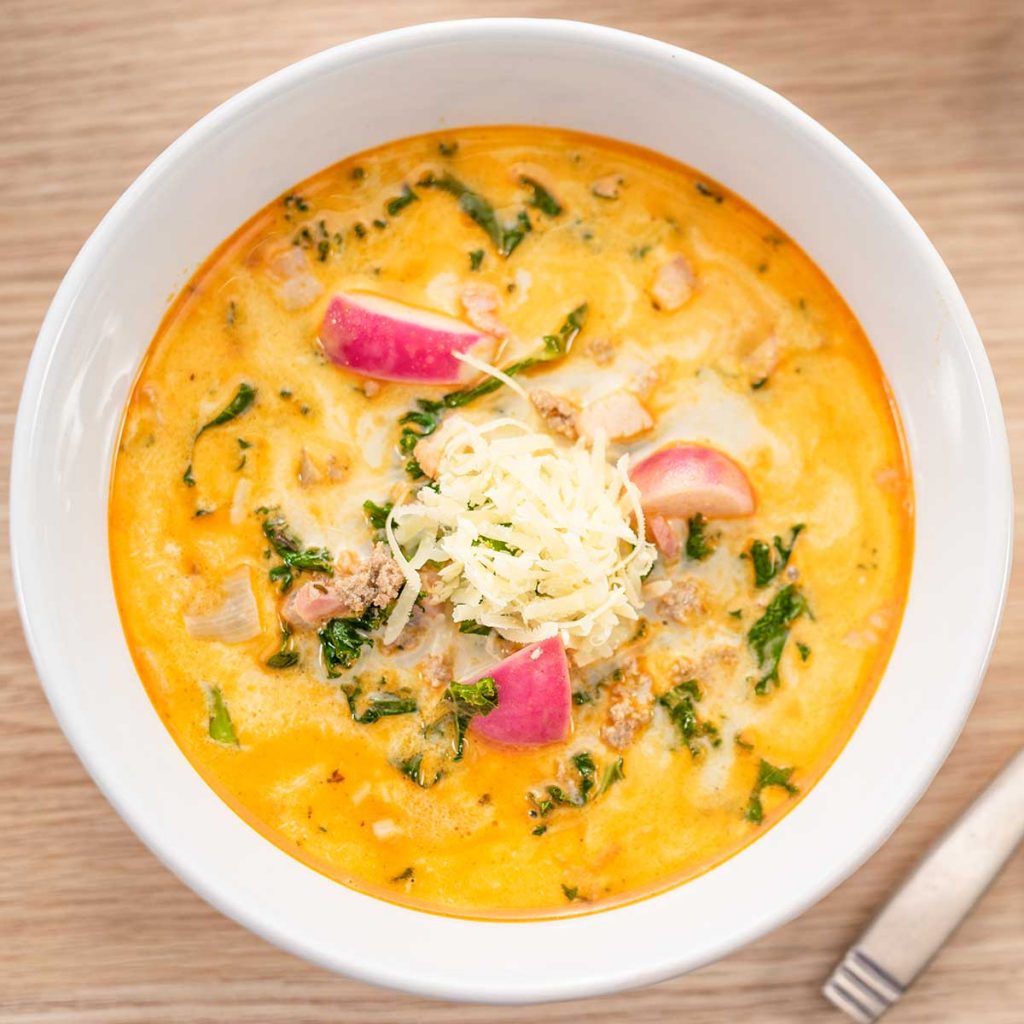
[1,1,1021,1021]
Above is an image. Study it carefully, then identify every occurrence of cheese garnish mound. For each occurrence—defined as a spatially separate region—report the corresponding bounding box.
[383,417,657,665]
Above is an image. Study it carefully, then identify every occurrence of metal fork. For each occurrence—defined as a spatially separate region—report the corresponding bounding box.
[823,747,1024,1022]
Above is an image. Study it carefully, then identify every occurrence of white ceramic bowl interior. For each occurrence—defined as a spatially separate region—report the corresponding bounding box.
[12,19,1011,1004]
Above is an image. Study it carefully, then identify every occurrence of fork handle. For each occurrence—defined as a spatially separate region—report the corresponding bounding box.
[824,747,1024,1022]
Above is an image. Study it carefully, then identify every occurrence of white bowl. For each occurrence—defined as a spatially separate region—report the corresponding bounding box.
[11,18,1012,1004]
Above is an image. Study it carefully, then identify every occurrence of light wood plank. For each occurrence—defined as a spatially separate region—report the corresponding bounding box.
[1,1,1021,1020]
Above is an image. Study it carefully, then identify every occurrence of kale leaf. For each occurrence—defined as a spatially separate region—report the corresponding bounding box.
[418,171,532,256]
[443,676,499,760]
[207,685,239,746]
[520,175,562,217]
[748,524,804,588]
[184,382,256,486]
[686,513,718,561]
[260,508,333,592]
[743,758,798,824]
[266,626,299,669]
[319,607,386,677]
[442,304,587,409]
[340,679,418,723]
[658,679,720,756]
[748,584,809,694]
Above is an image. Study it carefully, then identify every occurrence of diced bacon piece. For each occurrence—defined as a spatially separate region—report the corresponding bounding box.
[530,389,579,440]
[284,580,351,629]
[745,333,780,382]
[460,281,510,338]
[649,254,696,311]
[584,336,615,365]
[649,515,681,561]
[591,174,624,199]
[413,415,469,478]
[268,247,322,311]
[578,391,653,444]
[282,545,404,630]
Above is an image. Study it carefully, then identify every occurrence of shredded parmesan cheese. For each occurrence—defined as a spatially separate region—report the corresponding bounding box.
[383,418,656,664]
[453,349,529,400]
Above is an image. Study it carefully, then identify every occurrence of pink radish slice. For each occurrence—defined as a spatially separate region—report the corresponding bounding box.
[631,443,756,519]
[469,636,572,747]
[319,291,497,384]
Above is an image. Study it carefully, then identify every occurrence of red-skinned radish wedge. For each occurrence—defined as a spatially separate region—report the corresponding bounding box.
[319,291,497,384]
[469,636,572,747]
[630,443,756,519]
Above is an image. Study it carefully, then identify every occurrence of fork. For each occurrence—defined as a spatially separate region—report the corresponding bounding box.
[823,747,1024,1022]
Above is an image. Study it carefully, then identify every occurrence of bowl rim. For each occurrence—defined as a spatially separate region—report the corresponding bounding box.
[11,17,1013,1004]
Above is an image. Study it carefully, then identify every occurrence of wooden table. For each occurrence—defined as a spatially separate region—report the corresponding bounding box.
[1,2,1021,1020]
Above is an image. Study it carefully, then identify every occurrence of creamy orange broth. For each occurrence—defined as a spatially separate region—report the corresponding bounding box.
[110,127,912,917]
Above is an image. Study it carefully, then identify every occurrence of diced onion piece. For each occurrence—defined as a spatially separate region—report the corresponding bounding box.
[184,567,261,644]
[229,478,252,526]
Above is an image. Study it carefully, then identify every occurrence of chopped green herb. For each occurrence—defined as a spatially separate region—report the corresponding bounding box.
[362,499,394,532]
[468,248,484,271]
[266,626,299,669]
[443,677,499,760]
[238,438,252,450]
[320,608,386,677]
[458,619,491,635]
[396,751,443,789]
[341,680,418,723]
[207,686,238,746]
[442,304,587,408]
[749,525,805,588]
[350,166,365,181]
[562,884,579,901]
[520,175,562,217]
[734,733,755,751]
[751,376,769,390]
[226,300,237,326]
[532,824,548,836]
[686,513,718,561]
[437,141,458,157]
[183,383,256,487]
[695,181,724,203]
[596,757,625,797]
[472,535,523,556]
[193,507,214,519]
[385,183,418,217]
[353,222,367,239]
[631,244,652,260]
[572,690,594,705]
[391,866,415,882]
[283,193,310,213]
[572,751,597,802]
[260,508,333,592]
[658,680,720,756]
[372,218,387,230]
[748,584,809,694]
[729,608,743,619]
[744,758,798,824]
[797,642,811,662]
[418,171,532,256]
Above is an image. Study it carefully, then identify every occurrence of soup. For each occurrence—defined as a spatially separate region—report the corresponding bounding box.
[110,126,912,917]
